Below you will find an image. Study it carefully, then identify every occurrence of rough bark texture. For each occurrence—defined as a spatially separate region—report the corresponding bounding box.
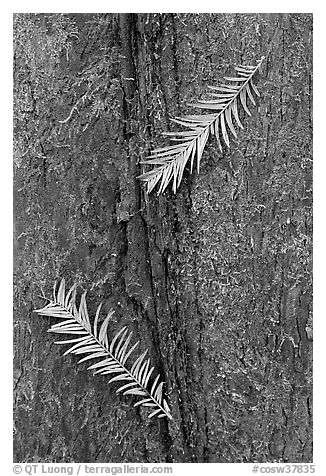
[14,13,312,463]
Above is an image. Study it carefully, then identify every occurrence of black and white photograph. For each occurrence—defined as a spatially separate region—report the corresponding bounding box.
[12,9,314,471]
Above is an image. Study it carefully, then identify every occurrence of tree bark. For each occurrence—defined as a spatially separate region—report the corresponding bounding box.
[14,13,312,463]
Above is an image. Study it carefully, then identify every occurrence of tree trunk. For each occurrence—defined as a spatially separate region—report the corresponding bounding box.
[14,13,312,463]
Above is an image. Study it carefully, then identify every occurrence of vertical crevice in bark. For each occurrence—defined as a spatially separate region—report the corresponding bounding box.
[118,13,174,460]
[170,14,181,108]
[119,14,137,105]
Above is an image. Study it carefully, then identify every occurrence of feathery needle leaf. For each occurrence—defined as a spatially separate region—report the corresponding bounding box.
[138,56,264,194]
[35,279,173,420]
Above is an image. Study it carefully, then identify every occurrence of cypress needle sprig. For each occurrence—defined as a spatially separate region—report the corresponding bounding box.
[138,56,264,195]
[35,279,172,420]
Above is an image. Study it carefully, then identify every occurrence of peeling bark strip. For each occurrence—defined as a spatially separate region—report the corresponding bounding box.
[119,14,137,120]
[14,13,312,463]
